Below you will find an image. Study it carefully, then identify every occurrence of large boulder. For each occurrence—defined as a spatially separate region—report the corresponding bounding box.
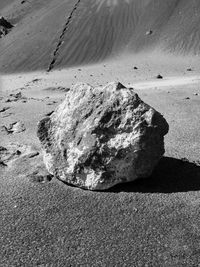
[37,82,169,190]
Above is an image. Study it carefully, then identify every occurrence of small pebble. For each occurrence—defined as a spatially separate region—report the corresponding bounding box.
[28,151,40,158]
[156,74,163,79]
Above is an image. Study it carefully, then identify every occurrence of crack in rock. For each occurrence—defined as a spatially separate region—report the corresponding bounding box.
[37,82,169,190]
[47,0,81,72]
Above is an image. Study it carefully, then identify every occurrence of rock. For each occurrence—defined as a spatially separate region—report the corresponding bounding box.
[10,92,22,99]
[44,86,69,92]
[11,122,26,133]
[146,30,153,35]
[27,170,53,183]
[28,151,40,158]
[31,78,41,83]
[45,110,54,117]
[0,107,10,113]
[46,101,57,106]
[37,82,169,190]
[0,160,7,167]
[0,143,38,166]
[2,121,25,134]
[0,144,21,164]
[156,74,163,79]
[5,92,26,103]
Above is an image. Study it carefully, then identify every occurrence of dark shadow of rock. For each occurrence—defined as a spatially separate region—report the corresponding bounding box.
[108,157,200,193]
[0,17,13,38]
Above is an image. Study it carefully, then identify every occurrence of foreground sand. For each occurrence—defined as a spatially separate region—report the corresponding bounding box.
[1,54,200,265]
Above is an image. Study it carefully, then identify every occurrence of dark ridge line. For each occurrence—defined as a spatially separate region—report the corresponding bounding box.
[47,0,81,72]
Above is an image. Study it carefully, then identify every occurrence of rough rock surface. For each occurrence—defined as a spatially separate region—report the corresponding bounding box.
[37,82,169,190]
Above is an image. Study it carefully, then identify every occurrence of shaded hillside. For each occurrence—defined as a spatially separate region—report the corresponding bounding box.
[0,0,200,73]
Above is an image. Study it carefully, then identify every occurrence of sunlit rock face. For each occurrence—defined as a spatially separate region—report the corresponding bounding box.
[37,82,169,190]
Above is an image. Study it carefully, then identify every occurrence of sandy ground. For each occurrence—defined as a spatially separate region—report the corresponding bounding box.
[1,54,200,266]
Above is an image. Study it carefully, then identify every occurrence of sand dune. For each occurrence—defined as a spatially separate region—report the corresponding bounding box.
[0,0,200,73]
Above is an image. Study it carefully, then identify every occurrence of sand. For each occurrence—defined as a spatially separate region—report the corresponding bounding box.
[1,52,200,265]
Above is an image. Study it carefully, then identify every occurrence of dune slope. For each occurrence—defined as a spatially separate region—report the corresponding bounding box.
[0,0,200,72]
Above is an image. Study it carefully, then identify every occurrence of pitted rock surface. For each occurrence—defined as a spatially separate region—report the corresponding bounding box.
[37,82,169,190]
